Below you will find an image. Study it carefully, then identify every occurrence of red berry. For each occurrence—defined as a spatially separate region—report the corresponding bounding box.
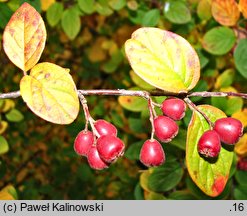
[140,139,165,167]
[94,119,117,136]
[97,135,125,163]
[214,117,243,145]
[197,130,221,158]
[161,98,186,121]
[154,116,179,143]
[87,146,108,170]
[74,130,94,156]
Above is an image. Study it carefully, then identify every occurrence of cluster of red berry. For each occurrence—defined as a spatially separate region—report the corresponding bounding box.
[74,96,244,169]
[74,119,125,170]
[140,98,186,167]
[198,117,243,158]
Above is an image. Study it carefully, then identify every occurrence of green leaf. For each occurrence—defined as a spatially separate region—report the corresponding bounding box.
[0,3,12,29]
[7,0,19,11]
[20,62,79,125]
[145,191,166,200]
[211,88,243,116]
[61,8,81,40]
[215,69,235,89]
[95,0,113,16]
[128,118,146,133]
[141,9,160,27]
[235,170,247,186]
[148,160,184,192]
[186,105,234,197]
[125,27,200,93]
[125,141,143,160]
[46,2,64,27]
[234,185,247,199]
[164,1,191,24]
[102,50,123,73]
[234,39,247,79]
[225,97,243,115]
[0,136,9,154]
[196,49,209,69]
[78,0,95,14]
[134,183,144,200]
[170,128,187,151]
[168,190,197,200]
[5,108,24,122]
[109,0,126,10]
[203,27,236,55]
[118,87,147,112]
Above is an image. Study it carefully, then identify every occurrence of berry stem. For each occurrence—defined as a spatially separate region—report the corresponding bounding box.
[148,98,156,141]
[78,92,100,138]
[184,97,214,129]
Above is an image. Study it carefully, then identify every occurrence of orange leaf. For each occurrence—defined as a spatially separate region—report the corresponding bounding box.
[239,0,247,18]
[211,0,240,26]
[3,3,46,72]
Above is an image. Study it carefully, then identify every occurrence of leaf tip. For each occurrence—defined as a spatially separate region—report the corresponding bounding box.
[211,175,227,197]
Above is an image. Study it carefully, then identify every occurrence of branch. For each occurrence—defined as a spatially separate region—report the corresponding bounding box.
[188,91,247,99]
[0,90,21,99]
[1,89,247,100]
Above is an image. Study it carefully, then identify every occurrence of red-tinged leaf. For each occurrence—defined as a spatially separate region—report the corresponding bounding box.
[3,3,46,72]
[186,105,234,197]
[239,0,247,18]
[211,0,240,26]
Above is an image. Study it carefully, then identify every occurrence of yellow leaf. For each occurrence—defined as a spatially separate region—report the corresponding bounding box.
[88,37,107,62]
[0,99,15,113]
[0,121,8,134]
[211,0,240,26]
[20,62,79,124]
[235,134,247,156]
[125,27,200,93]
[0,185,17,200]
[197,0,212,21]
[41,0,55,11]
[232,109,247,127]
[140,169,153,192]
[3,3,47,72]
[0,191,14,200]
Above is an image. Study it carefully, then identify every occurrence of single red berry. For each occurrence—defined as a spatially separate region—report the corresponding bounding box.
[97,135,125,163]
[161,98,186,121]
[94,119,117,136]
[74,130,94,156]
[197,130,221,158]
[214,117,243,145]
[140,139,165,167]
[154,116,179,143]
[87,146,109,170]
